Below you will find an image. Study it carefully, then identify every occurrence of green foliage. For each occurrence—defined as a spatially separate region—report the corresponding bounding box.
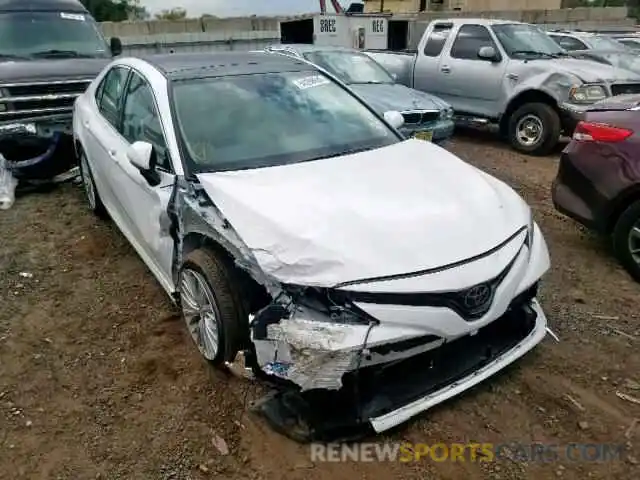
[155,7,188,20]
[80,0,148,22]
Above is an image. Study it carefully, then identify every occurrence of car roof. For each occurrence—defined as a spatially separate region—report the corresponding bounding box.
[548,31,600,38]
[267,44,364,56]
[432,18,526,26]
[0,0,88,12]
[138,51,316,81]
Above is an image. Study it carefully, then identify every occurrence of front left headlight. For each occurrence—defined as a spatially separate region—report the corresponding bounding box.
[0,88,6,113]
[440,107,454,120]
[568,84,607,104]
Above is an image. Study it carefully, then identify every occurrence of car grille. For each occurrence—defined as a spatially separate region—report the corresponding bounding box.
[610,83,640,96]
[340,246,527,321]
[0,79,92,122]
[401,109,440,125]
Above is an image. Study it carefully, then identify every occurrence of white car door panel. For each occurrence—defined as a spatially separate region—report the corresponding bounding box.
[86,65,130,217]
[114,71,176,286]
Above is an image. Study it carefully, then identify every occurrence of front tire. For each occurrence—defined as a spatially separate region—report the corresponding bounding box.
[508,103,560,156]
[612,200,640,282]
[78,149,107,218]
[179,249,246,365]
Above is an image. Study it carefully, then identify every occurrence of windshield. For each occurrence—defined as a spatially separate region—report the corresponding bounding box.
[302,51,395,84]
[172,71,398,172]
[588,35,628,51]
[602,53,640,72]
[492,24,566,57]
[0,12,109,58]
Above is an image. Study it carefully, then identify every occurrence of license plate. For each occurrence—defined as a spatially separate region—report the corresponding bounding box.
[414,131,433,142]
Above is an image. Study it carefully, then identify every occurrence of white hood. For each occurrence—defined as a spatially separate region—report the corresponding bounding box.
[196,139,530,287]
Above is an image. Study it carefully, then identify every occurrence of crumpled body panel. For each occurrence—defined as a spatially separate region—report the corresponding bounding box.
[0,154,18,210]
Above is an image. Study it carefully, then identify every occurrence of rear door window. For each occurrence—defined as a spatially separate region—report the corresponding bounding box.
[549,34,588,51]
[97,66,129,129]
[423,23,453,57]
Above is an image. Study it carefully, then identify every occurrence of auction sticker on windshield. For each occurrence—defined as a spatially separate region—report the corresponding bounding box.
[293,75,331,90]
[60,12,86,21]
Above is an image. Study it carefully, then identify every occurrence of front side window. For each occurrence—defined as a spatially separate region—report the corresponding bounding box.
[549,35,588,51]
[172,71,398,173]
[450,25,498,60]
[492,23,565,58]
[302,51,394,84]
[121,73,171,171]
[97,67,129,129]
[587,35,628,51]
[424,24,453,57]
[0,11,109,58]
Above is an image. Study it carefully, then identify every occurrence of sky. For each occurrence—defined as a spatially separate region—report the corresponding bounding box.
[141,0,352,17]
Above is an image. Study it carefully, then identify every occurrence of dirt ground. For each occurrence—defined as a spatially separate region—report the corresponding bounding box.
[1,131,638,480]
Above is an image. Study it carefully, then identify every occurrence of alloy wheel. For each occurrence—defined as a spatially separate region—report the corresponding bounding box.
[515,114,544,147]
[628,221,640,267]
[180,268,221,361]
[80,153,96,211]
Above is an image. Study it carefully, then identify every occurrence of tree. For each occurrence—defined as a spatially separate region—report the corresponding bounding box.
[80,0,148,22]
[155,7,188,21]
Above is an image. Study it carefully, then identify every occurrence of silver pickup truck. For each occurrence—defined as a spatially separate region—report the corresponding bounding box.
[367,18,640,156]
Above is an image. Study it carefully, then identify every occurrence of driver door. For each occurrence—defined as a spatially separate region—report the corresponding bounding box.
[441,24,507,117]
[107,71,176,289]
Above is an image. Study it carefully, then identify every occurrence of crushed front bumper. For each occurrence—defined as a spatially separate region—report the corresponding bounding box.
[558,102,590,135]
[252,296,549,442]
[0,113,75,180]
[401,119,455,145]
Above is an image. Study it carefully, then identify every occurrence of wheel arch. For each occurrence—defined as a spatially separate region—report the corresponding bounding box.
[500,89,560,137]
[179,232,272,314]
[606,185,640,233]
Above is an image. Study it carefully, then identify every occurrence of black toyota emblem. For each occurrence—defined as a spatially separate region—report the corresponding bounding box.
[463,284,492,310]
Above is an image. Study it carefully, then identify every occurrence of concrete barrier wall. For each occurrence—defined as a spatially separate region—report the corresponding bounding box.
[99,17,281,38]
[99,17,282,55]
[393,6,629,22]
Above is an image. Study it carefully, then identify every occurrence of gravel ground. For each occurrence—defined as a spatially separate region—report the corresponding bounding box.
[0,131,638,479]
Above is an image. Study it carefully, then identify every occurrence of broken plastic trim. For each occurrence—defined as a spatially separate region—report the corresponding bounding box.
[0,153,18,210]
[252,297,540,443]
[0,113,75,181]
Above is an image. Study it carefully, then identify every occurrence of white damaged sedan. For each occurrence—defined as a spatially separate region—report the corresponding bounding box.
[73,52,553,441]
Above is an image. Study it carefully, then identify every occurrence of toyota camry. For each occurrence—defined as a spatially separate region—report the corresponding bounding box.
[73,51,553,441]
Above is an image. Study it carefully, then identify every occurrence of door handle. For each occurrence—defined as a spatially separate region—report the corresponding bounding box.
[441,65,451,73]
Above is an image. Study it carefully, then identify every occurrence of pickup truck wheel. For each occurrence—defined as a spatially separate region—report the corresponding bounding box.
[508,103,560,156]
[612,200,640,282]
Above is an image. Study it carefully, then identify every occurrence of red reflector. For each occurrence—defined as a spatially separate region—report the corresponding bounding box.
[573,121,633,143]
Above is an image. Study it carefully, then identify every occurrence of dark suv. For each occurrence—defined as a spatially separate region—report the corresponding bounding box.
[0,0,121,180]
[552,94,640,282]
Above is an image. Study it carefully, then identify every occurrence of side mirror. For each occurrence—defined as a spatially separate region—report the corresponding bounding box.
[478,45,500,62]
[384,110,405,129]
[110,37,123,57]
[127,141,161,186]
[391,72,398,82]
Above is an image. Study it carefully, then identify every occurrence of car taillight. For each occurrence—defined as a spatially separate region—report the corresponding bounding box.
[573,121,633,143]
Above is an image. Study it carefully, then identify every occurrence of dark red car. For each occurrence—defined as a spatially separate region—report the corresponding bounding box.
[552,94,640,282]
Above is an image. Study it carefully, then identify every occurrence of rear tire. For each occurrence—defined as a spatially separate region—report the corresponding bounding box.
[78,149,107,218]
[179,249,246,365]
[612,200,640,282]
[508,102,560,156]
